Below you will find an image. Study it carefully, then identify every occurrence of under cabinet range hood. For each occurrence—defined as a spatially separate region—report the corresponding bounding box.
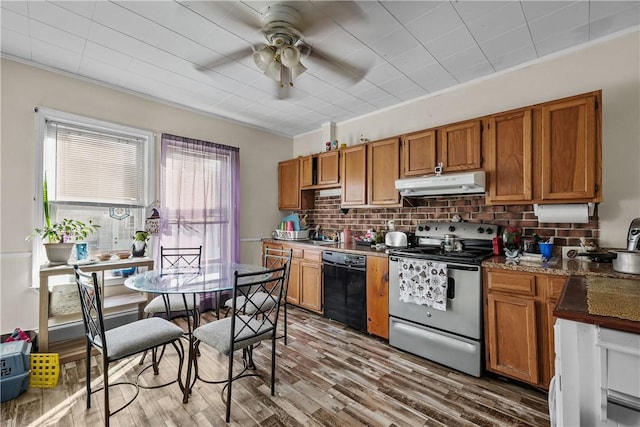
[395,171,486,196]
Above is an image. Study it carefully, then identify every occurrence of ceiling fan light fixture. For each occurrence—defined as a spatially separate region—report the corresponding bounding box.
[253,46,275,72]
[290,61,307,80]
[265,59,282,81]
[280,45,300,68]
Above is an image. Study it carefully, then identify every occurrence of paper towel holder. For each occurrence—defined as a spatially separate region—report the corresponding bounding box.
[533,203,595,217]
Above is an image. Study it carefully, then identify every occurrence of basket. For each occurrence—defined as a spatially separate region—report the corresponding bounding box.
[273,229,309,241]
[29,353,60,388]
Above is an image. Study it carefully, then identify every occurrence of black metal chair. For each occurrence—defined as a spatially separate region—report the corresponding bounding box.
[144,246,203,319]
[223,247,293,344]
[192,264,287,422]
[73,265,184,427]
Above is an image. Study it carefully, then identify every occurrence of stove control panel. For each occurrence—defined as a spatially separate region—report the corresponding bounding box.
[415,222,496,240]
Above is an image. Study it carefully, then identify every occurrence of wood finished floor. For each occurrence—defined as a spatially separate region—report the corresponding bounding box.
[1,307,550,426]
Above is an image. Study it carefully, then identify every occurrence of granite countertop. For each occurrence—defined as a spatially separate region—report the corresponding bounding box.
[482,255,640,280]
[263,238,390,258]
[553,275,640,334]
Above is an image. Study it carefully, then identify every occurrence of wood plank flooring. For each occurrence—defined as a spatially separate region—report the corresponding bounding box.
[1,307,550,426]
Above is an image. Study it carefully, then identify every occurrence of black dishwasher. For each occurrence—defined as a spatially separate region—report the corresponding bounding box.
[322,251,367,333]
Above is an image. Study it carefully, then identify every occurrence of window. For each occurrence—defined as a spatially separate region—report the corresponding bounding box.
[160,134,239,265]
[32,108,153,284]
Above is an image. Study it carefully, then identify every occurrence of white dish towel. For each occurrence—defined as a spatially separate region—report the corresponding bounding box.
[397,258,449,311]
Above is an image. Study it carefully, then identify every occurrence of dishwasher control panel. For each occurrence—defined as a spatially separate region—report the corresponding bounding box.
[323,251,366,268]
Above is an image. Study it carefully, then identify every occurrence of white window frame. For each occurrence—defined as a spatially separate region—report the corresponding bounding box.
[32,107,155,287]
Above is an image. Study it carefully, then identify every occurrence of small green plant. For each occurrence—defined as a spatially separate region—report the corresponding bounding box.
[26,174,100,243]
[133,230,149,242]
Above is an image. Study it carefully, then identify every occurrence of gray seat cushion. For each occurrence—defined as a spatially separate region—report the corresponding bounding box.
[193,316,273,355]
[144,294,200,314]
[223,292,277,314]
[95,317,184,361]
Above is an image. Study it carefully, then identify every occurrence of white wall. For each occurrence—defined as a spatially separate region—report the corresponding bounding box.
[0,58,292,333]
[294,30,640,248]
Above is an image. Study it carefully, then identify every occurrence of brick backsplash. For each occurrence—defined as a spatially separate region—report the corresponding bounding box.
[296,194,599,247]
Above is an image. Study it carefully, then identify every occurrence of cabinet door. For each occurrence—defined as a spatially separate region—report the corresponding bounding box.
[300,155,314,188]
[341,145,367,206]
[402,130,437,177]
[485,110,533,203]
[366,256,389,339]
[487,292,539,384]
[318,151,339,185]
[287,257,301,305]
[367,138,401,206]
[541,96,597,200]
[278,158,301,210]
[438,120,482,171]
[299,261,322,313]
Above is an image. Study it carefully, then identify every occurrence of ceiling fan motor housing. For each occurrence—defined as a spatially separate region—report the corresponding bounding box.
[261,5,303,46]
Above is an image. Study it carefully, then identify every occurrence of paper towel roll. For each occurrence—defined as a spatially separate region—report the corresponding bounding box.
[535,204,589,223]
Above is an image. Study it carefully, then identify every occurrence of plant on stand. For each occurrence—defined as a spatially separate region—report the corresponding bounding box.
[131,230,149,257]
[26,175,99,264]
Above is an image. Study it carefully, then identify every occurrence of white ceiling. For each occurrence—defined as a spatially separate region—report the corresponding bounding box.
[2,1,639,137]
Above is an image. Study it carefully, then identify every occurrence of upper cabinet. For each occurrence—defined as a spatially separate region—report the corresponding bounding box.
[401,120,481,178]
[300,155,314,188]
[368,138,401,206]
[438,120,482,171]
[317,151,340,186]
[341,138,401,208]
[540,95,598,201]
[484,110,533,204]
[341,145,368,206]
[278,158,314,210]
[484,91,601,205]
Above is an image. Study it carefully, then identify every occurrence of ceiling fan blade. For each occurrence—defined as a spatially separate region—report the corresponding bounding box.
[300,42,369,84]
[194,46,253,72]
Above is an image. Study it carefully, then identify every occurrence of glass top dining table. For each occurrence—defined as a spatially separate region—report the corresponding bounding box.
[124,262,268,295]
[123,262,268,404]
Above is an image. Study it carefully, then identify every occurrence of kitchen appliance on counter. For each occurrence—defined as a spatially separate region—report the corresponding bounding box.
[388,221,497,377]
[627,218,640,251]
[384,231,414,249]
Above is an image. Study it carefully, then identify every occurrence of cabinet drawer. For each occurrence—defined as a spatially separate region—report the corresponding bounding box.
[303,249,322,262]
[487,270,536,296]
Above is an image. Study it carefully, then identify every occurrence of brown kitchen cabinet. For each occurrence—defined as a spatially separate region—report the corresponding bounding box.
[484,91,601,205]
[401,129,437,177]
[317,150,340,186]
[366,256,389,339]
[278,158,314,210]
[300,155,314,188]
[484,267,566,389]
[341,139,400,208]
[437,119,482,171]
[341,144,368,206]
[540,95,599,201]
[264,242,323,313]
[401,121,481,178]
[484,110,533,204]
[368,138,401,206]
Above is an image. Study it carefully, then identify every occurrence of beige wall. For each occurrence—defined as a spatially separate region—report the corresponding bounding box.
[295,30,640,248]
[0,58,292,332]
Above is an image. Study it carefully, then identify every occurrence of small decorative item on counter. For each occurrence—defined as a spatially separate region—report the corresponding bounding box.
[502,225,522,251]
[131,230,149,257]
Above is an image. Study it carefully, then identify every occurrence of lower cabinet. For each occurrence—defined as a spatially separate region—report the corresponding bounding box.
[366,256,389,339]
[484,267,566,389]
[263,241,322,314]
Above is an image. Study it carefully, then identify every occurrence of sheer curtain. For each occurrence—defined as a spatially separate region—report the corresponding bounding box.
[160,134,240,271]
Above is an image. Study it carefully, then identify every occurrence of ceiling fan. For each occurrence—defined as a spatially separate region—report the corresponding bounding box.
[198,3,368,96]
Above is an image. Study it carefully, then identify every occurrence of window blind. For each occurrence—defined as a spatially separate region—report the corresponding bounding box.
[46,121,146,206]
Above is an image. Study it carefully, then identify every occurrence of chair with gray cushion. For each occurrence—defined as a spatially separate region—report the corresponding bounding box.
[223,247,293,344]
[144,246,203,320]
[74,265,184,427]
[192,264,287,422]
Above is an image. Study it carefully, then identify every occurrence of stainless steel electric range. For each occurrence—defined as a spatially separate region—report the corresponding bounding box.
[388,222,496,377]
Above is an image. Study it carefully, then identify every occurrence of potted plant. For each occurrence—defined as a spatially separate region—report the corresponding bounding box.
[131,230,149,257]
[26,175,100,263]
